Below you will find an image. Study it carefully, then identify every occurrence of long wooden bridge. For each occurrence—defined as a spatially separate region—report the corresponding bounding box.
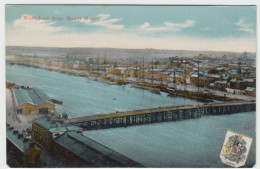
[66,101,256,130]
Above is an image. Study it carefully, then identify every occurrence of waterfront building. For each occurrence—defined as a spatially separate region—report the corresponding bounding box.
[225,88,243,95]
[14,88,55,115]
[230,79,247,90]
[14,88,56,114]
[190,74,209,87]
[244,78,256,88]
[52,131,143,167]
[32,116,142,167]
[64,62,73,69]
[214,81,228,91]
[206,74,221,81]
[245,87,256,96]
[167,72,185,83]
[32,116,83,151]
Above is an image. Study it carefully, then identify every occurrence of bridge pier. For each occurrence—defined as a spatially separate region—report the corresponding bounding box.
[126,116,130,126]
[176,110,180,121]
[167,111,172,121]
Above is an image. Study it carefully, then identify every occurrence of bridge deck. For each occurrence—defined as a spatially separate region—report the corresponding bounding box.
[66,101,255,123]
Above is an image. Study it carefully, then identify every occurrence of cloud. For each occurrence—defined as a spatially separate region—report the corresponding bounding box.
[77,13,124,30]
[6,30,256,53]
[140,20,195,32]
[12,14,68,33]
[6,14,70,47]
[201,27,212,31]
[235,19,254,33]
[97,13,110,20]
[54,10,63,15]
[6,15,256,53]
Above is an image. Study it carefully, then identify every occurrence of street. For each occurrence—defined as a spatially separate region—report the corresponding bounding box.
[6,88,18,123]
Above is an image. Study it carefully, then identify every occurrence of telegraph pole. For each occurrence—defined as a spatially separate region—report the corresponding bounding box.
[184,58,186,91]
[197,56,200,92]
[174,68,176,85]
[97,51,99,73]
[142,55,144,82]
[91,58,93,73]
[135,60,138,81]
[150,59,153,84]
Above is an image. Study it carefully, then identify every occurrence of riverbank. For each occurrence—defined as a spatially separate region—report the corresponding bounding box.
[164,88,237,102]
[6,61,249,102]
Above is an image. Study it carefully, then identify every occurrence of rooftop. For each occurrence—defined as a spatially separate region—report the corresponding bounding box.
[34,116,58,129]
[54,131,143,167]
[245,87,256,91]
[34,116,83,133]
[14,88,34,106]
[6,125,31,153]
[207,74,221,78]
[216,81,227,84]
[244,78,255,82]
[14,88,51,106]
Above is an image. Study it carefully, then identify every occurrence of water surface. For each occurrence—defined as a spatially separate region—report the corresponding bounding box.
[84,112,256,167]
[6,64,201,117]
[6,64,255,167]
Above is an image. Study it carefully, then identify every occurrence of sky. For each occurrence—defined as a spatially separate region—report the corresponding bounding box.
[5,5,256,52]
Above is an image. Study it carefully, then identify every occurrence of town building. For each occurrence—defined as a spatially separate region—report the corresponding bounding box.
[230,79,247,90]
[244,78,256,88]
[215,81,228,91]
[245,87,256,96]
[32,116,83,151]
[167,72,185,83]
[190,74,209,87]
[6,124,42,167]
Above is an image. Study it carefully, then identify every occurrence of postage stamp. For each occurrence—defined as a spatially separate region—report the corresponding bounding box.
[220,130,253,167]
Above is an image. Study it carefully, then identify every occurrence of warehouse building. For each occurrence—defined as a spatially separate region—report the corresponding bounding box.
[33,116,83,151]
[32,116,143,167]
[14,88,55,115]
[52,131,144,167]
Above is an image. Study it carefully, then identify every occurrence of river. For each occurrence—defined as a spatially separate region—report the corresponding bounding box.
[6,64,201,117]
[84,112,255,167]
[6,64,256,167]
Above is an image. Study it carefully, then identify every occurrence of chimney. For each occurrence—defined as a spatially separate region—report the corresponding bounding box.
[23,138,30,143]
[9,126,14,130]
[29,142,35,148]
[18,133,23,139]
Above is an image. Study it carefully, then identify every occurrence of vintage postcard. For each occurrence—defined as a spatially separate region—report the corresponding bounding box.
[5,4,256,168]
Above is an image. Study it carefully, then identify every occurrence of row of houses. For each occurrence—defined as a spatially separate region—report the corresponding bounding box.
[106,65,255,93]
[9,54,255,97]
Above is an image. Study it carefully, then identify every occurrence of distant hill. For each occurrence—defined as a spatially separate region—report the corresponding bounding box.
[6,46,255,61]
